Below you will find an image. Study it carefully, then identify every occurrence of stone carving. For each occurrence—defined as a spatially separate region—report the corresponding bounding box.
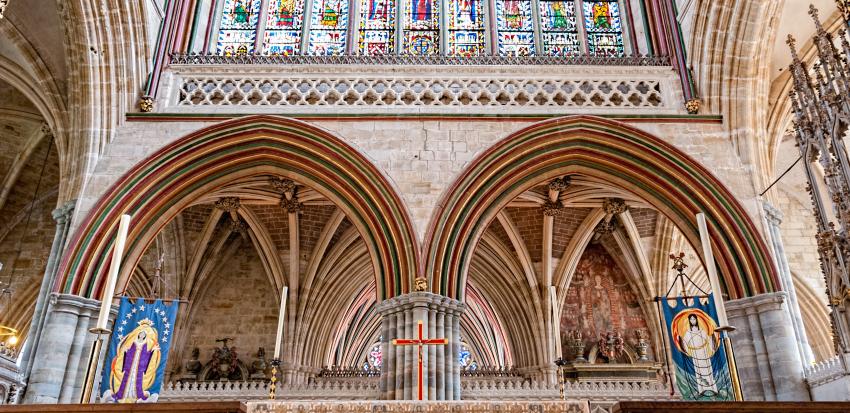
[602,198,628,215]
[598,332,625,363]
[185,347,203,376]
[280,197,302,214]
[566,330,586,363]
[414,276,428,292]
[250,347,269,379]
[542,200,565,217]
[269,177,296,194]
[548,177,572,192]
[170,59,674,114]
[198,337,250,381]
[635,330,650,362]
[244,400,590,413]
[594,219,616,235]
[139,95,154,113]
[685,98,700,114]
[0,0,7,20]
[215,197,241,212]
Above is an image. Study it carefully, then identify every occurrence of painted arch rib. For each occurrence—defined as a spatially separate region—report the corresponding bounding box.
[424,115,779,300]
[55,116,418,301]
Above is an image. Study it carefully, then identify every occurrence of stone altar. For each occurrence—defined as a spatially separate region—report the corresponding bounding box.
[244,401,589,413]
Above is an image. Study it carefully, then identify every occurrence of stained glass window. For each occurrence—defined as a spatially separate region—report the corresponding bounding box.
[495,0,534,56]
[217,0,263,55]
[448,0,485,56]
[538,0,580,56]
[358,0,396,54]
[367,342,383,368]
[403,0,440,55]
[582,0,624,57]
[459,342,478,369]
[263,0,306,55]
[308,0,350,54]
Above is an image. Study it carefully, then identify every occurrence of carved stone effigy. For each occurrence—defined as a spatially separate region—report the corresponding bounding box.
[244,400,590,413]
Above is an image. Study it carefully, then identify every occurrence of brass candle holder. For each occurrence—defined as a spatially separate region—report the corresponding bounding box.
[269,358,281,400]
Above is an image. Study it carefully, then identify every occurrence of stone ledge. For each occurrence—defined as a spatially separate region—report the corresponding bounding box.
[245,401,589,413]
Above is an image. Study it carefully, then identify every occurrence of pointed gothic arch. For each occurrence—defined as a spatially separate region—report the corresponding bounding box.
[54,115,419,302]
[423,115,780,300]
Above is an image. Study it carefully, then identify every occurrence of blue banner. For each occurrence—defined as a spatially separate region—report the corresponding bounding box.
[661,294,733,400]
[99,297,179,403]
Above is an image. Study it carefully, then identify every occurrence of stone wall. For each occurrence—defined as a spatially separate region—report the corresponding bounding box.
[178,242,279,374]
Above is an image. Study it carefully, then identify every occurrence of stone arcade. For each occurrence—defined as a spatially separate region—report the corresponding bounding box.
[0,0,849,412]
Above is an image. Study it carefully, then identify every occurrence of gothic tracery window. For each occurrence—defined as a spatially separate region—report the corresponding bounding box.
[211,0,628,56]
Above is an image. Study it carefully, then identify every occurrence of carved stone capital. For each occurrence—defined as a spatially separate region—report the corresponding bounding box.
[269,177,296,194]
[762,201,783,226]
[594,219,617,235]
[280,197,302,213]
[547,176,571,192]
[139,95,154,113]
[602,198,628,215]
[215,197,241,212]
[541,199,565,217]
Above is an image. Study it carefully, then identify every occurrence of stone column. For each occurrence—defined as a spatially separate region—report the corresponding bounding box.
[726,292,810,401]
[376,292,465,400]
[18,200,76,385]
[23,293,106,403]
[763,202,815,367]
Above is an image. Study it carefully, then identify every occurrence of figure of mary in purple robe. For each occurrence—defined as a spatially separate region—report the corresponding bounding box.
[103,320,161,403]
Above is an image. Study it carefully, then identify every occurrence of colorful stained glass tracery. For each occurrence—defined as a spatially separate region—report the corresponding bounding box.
[308,0,350,54]
[217,0,263,55]
[582,0,624,57]
[263,0,307,55]
[448,0,485,56]
[404,0,440,55]
[359,0,396,54]
[538,0,580,56]
[495,0,534,56]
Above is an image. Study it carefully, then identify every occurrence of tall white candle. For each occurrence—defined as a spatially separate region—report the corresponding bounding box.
[697,213,730,327]
[273,286,289,360]
[96,214,131,330]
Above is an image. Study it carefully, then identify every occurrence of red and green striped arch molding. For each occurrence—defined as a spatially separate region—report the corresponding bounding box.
[55,116,420,301]
[422,115,779,300]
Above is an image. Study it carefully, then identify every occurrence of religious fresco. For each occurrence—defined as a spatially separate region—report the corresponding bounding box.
[217,0,263,55]
[263,0,307,55]
[560,244,651,362]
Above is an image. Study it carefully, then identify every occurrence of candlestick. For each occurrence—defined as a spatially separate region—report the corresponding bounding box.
[269,358,281,400]
[273,286,288,359]
[95,214,131,330]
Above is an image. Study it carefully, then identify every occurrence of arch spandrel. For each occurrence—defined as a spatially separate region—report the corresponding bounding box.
[54,115,419,302]
[423,115,779,301]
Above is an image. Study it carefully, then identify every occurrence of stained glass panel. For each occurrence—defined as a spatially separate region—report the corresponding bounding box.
[367,343,383,368]
[308,0,350,54]
[264,0,307,55]
[495,0,534,56]
[217,0,262,55]
[358,0,396,54]
[448,0,485,56]
[403,0,440,55]
[582,0,624,57]
[538,0,580,56]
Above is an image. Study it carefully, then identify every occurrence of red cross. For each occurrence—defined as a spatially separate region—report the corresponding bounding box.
[391,320,448,400]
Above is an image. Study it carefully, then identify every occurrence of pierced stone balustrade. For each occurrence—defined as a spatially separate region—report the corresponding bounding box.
[158,55,683,116]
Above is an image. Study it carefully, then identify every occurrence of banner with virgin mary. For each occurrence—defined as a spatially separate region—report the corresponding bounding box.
[661,294,734,401]
[99,297,179,403]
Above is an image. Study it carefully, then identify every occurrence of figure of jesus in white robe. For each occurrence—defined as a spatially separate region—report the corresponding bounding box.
[680,314,718,395]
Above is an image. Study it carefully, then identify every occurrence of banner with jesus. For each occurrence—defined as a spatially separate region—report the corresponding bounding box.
[661,294,734,401]
[99,297,179,403]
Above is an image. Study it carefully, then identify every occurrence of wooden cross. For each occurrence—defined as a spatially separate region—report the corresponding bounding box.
[391,320,448,400]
